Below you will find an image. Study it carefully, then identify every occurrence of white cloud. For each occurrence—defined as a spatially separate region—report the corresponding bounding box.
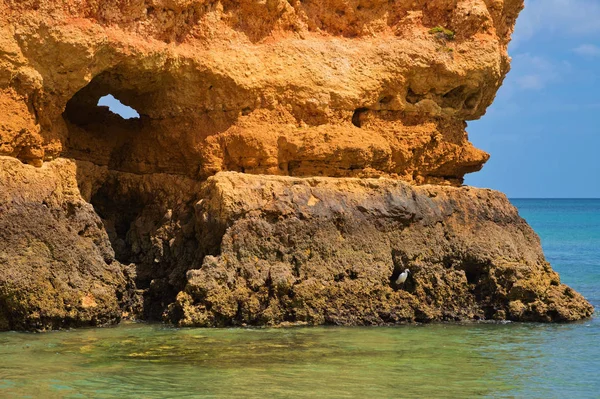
[512,0,600,46]
[511,54,566,90]
[515,75,545,90]
[573,44,600,57]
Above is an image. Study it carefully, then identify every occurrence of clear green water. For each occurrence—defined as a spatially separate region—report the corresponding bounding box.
[1,200,598,398]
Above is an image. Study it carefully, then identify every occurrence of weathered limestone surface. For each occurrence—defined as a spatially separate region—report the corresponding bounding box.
[0,156,139,331]
[1,0,525,184]
[169,173,593,326]
[0,0,594,330]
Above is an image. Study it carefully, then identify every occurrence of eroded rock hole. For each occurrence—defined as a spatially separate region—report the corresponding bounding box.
[390,249,414,291]
[440,85,466,109]
[62,72,150,173]
[406,88,424,105]
[62,69,238,321]
[464,93,480,110]
[457,257,498,312]
[379,95,393,105]
[63,68,241,177]
[352,108,368,128]
[61,68,250,321]
[90,181,145,263]
[87,175,204,321]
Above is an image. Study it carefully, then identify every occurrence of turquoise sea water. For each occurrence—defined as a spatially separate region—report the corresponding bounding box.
[0,199,598,398]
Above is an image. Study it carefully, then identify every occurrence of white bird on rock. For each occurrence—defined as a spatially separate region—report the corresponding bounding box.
[396,269,410,285]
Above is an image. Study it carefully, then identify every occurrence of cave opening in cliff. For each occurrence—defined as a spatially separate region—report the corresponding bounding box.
[61,66,231,177]
[61,69,151,173]
[61,70,184,320]
[60,67,240,320]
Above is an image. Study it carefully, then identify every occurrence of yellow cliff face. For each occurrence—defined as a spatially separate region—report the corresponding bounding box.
[1,0,523,184]
[2,0,592,332]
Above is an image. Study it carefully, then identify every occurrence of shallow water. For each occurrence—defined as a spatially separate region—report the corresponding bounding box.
[0,199,598,398]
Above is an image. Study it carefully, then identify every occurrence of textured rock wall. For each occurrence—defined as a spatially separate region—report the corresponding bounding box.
[1,0,523,184]
[0,156,139,330]
[169,173,593,326]
[0,0,594,330]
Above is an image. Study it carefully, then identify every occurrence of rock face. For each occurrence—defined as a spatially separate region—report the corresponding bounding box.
[1,0,524,184]
[0,157,139,330]
[0,0,594,330]
[169,173,593,326]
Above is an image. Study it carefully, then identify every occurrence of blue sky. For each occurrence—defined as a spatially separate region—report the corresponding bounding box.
[464,0,600,198]
[98,94,140,119]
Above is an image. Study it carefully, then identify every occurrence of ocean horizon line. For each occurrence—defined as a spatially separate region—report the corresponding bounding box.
[509,197,600,200]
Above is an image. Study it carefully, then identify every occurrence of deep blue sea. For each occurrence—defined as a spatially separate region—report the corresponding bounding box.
[0,199,598,398]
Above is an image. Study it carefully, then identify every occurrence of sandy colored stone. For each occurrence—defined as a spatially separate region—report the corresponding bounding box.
[167,173,594,326]
[0,0,524,184]
[0,0,594,330]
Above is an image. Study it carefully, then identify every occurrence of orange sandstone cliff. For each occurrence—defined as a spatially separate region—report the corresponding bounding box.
[0,0,593,330]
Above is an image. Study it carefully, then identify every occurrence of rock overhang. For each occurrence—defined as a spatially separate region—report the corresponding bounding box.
[3,0,592,331]
[2,0,522,184]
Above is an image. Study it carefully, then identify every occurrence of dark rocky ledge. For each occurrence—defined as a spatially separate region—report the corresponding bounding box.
[0,157,593,331]
[168,172,594,326]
